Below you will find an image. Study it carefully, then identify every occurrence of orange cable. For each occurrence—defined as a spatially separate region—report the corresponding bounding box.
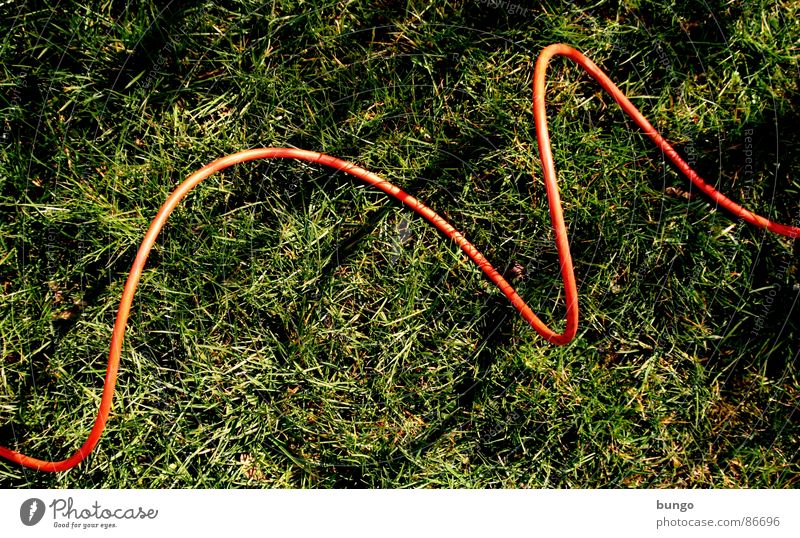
[1,44,797,472]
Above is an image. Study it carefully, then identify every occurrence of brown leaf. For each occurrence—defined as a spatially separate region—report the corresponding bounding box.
[665,186,697,200]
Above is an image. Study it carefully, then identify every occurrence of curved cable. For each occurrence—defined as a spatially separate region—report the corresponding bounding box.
[1,44,797,472]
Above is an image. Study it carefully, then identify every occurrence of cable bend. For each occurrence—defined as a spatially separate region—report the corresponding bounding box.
[535,44,800,239]
[2,44,798,472]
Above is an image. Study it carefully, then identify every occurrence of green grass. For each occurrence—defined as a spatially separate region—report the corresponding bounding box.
[1,0,798,488]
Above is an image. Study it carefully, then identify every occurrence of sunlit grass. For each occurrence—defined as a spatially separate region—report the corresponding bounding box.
[0,0,797,487]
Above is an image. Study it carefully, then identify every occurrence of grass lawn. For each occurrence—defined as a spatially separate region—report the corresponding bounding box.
[0,0,798,488]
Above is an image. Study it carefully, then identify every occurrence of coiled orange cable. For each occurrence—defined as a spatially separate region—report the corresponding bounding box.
[2,44,798,472]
